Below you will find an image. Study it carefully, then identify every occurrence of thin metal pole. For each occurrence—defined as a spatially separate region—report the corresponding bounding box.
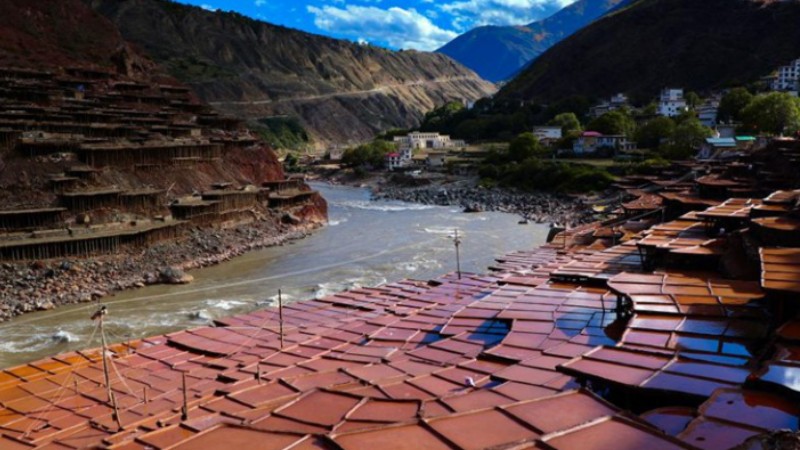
[278,289,284,349]
[454,229,462,280]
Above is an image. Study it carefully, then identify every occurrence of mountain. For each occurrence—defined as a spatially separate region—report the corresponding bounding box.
[437,0,629,83]
[500,0,800,103]
[86,0,496,149]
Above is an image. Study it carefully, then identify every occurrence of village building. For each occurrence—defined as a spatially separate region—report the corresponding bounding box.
[697,135,757,159]
[588,93,629,118]
[573,131,635,155]
[326,145,345,161]
[715,123,738,139]
[532,125,562,143]
[697,101,719,127]
[388,132,466,170]
[393,132,466,151]
[771,57,800,95]
[385,152,402,171]
[426,151,448,168]
[658,88,688,117]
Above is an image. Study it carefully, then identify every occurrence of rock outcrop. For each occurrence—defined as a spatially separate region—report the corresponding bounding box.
[86,0,497,148]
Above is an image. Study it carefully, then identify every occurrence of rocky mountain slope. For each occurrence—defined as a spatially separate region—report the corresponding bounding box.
[0,0,157,76]
[0,0,289,205]
[499,0,800,103]
[437,0,628,83]
[86,0,496,149]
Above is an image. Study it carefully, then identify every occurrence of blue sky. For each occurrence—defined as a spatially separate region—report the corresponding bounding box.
[177,0,576,51]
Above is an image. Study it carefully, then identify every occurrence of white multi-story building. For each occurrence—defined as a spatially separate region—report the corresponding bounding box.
[388,132,466,170]
[771,58,800,95]
[393,132,466,151]
[658,88,688,117]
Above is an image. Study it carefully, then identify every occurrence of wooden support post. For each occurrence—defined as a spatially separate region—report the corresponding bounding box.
[278,289,284,350]
[111,392,123,430]
[96,306,112,403]
[453,229,462,280]
[181,372,188,421]
[143,387,149,416]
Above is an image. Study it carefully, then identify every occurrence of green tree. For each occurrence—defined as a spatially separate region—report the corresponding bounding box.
[420,101,466,131]
[586,110,635,136]
[508,132,547,162]
[685,91,702,109]
[660,117,712,160]
[635,117,676,149]
[556,130,582,151]
[741,92,800,135]
[548,112,582,135]
[341,140,397,168]
[640,102,658,116]
[718,88,753,123]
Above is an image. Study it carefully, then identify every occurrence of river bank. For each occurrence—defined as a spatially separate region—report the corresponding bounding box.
[309,168,597,227]
[0,214,322,322]
[374,183,594,227]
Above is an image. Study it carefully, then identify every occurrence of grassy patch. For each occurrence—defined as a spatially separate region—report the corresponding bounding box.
[250,117,312,151]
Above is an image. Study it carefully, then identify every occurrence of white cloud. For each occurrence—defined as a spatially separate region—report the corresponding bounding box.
[307,4,458,51]
[440,0,576,30]
[254,0,266,6]
[200,3,218,11]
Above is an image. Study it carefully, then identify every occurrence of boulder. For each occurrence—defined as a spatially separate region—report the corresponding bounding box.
[158,267,194,285]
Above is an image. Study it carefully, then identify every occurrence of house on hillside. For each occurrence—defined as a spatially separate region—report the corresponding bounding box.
[326,146,345,161]
[589,93,629,118]
[533,126,562,146]
[426,151,448,168]
[698,101,719,127]
[698,136,755,159]
[385,152,402,171]
[658,88,688,117]
[573,131,635,155]
[393,132,466,151]
[771,58,800,96]
[715,124,739,139]
[533,126,562,140]
[390,132,466,169]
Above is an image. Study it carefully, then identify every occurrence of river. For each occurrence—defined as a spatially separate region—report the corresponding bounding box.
[0,183,549,368]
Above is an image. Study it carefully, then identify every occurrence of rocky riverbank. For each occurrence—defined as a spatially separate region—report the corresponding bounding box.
[373,183,596,227]
[307,167,600,226]
[0,215,321,322]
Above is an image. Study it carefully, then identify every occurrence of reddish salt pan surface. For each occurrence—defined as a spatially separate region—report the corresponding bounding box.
[3,179,800,449]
